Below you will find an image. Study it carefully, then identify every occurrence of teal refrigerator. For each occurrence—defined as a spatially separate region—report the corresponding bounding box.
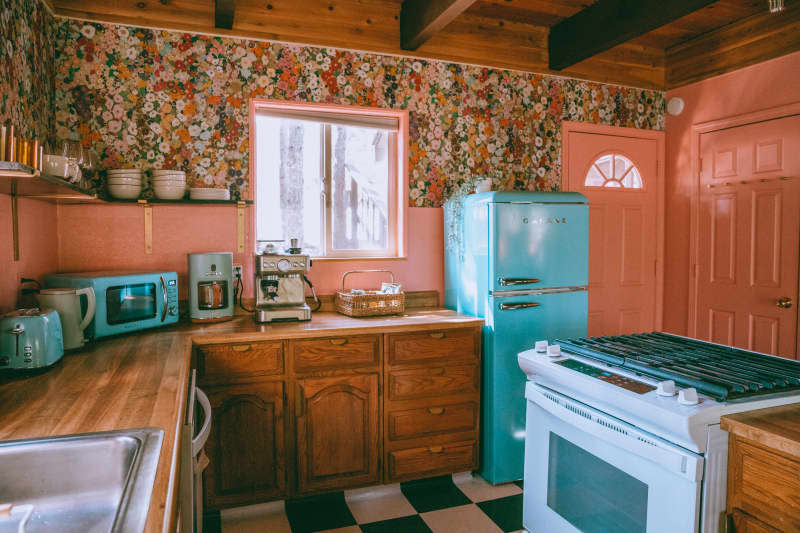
[445,191,588,484]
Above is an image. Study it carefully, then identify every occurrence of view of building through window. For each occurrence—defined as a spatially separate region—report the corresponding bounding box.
[255,114,394,257]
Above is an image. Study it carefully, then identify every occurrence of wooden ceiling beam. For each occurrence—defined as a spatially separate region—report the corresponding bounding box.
[401,0,478,50]
[548,0,717,71]
[215,0,234,30]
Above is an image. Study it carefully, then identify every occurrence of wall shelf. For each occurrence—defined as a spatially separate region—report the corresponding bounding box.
[2,162,252,260]
[0,162,100,202]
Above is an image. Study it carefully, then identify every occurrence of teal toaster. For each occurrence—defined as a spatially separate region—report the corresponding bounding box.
[0,309,64,370]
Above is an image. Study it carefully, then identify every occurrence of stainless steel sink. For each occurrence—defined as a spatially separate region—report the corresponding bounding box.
[0,428,163,533]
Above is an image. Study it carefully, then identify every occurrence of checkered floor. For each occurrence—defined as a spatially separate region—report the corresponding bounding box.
[207,473,525,533]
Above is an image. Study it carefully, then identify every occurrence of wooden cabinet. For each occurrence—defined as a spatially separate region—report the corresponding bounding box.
[383,328,481,482]
[295,373,380,492]
[198,322,482,508]
[726,434,800,533]
[203,381,286,508]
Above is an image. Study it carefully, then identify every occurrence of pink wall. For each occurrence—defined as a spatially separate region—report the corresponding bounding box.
[0,198,59,312]
[663,51,800,335]
[56,205,444,304]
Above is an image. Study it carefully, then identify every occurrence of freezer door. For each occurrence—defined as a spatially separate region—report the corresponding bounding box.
[489,202,588,293]
[481,290,588,484]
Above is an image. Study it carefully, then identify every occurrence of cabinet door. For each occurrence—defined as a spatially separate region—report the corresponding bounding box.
[204,381,286,508]
[296,373,380,493]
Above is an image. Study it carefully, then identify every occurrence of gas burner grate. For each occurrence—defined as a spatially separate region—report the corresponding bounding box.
[552,332,800,401]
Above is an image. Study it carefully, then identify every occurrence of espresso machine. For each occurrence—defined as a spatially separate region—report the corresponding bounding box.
[254,241,312,323]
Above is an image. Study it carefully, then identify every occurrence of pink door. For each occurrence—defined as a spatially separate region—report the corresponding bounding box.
[695,115,800,358]
[566,129,660,337]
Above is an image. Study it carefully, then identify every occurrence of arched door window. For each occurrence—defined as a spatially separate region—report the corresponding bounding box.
[584,153,643,189]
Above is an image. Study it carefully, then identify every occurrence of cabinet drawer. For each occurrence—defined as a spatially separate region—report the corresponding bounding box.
[388,441,477,480]
[388,365,478,401]
[292,335,379,372]
[199,342,284,382]
[387,328,477,366]
[388,402,477,441]
[729,437,800,532]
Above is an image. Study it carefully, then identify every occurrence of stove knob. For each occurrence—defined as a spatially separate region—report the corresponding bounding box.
[656,380,677,397]
[547,345,562,358]
[535,340,548,353]
[678,388,699,406]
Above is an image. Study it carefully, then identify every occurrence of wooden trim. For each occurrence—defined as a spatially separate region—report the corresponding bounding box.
[561,121,666,330]
[686,101,800,338]
[400,0,478,50]
[548,0,715,70]
[248,99,409,259]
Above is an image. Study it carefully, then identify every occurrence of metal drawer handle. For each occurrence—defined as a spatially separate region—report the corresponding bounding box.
[428,407,445,415]
[428,446,444,454]
[500,302,540,311]
[330,338,349,345]
[499,277,540,286]
[231,344,252,352]
[429,332,445,339]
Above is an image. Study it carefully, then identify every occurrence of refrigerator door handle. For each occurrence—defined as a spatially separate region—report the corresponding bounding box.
[499,277,540,286]
[500,302,541,310]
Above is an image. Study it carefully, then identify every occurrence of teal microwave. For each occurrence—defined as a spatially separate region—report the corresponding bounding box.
[44,271,179,339]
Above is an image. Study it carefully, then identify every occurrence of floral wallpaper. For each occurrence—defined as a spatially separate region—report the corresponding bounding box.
[0,0,55,142]
[53,19,664,206]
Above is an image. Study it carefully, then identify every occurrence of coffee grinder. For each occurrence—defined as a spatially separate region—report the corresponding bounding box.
[254,239,312,323]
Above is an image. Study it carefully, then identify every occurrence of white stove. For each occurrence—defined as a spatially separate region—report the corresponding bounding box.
[517,332,800,533]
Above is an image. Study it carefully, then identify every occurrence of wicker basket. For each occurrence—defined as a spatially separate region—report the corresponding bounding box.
[335,270,405,317]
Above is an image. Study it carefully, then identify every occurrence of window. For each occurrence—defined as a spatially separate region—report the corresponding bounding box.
[584,153,643,189]
[254,103,405,258]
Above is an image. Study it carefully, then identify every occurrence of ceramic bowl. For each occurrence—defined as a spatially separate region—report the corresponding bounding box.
[153,186,186,200]
[107,168,142,175]
[108,183,142,200]
[150,176,186,183]
[107,177,142,186]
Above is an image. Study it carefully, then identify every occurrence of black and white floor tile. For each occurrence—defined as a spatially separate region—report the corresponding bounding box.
[210,473,525,533]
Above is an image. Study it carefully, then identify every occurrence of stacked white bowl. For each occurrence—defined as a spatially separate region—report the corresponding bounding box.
[107,169,143,199]
[151,170,187,200]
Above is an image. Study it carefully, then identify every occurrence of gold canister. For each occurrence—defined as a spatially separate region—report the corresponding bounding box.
[31,139,39,169]
[6,126,15,163]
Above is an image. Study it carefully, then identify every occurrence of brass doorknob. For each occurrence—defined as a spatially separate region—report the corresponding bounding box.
[776,297,793,309]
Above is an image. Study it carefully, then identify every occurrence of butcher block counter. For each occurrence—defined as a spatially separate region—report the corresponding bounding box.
[721,404,800,532]
[0,309,483,533]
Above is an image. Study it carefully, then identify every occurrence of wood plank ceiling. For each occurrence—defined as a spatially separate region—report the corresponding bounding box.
[51,0,800,90]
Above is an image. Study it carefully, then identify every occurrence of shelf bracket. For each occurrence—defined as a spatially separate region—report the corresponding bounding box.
[11,181,19,261]
[140,200,153,254]
[237,201,246,253]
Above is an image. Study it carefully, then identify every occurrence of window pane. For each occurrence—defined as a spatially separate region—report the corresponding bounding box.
[547,432,648,533]
[330,124,389,251]
[585,165,606,187]
[255,116,323,256]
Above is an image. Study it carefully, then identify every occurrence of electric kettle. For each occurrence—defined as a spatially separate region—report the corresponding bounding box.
[36,287,96,350]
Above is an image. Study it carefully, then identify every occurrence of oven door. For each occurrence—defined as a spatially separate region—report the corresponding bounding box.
[523,383,704,533]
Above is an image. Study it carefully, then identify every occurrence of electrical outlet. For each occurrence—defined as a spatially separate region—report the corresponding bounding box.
[233,264,243,279]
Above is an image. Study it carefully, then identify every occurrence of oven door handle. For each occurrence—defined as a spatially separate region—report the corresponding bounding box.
[529,385,704,482]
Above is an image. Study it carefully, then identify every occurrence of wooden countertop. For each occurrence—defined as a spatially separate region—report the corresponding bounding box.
[0,309,482,532]
[721,404,800,459]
